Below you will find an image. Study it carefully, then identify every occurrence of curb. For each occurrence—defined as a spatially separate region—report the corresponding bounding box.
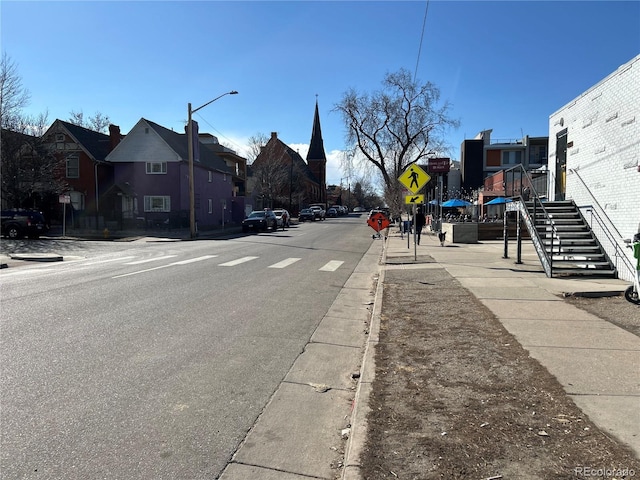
[342,235,388,479]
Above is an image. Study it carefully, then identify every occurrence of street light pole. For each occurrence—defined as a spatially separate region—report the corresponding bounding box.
[187,90,238,239]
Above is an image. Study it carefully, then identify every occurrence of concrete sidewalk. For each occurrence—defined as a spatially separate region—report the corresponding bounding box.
[344,229,638,479]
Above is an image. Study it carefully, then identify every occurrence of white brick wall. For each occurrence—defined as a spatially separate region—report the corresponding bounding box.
[548,54,640,281]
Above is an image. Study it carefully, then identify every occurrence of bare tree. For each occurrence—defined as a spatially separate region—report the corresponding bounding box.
[0,52,31,130]
[334,68,459,217]
[0,54,65,210]
[68,109,111,133]
[246,132,270,165]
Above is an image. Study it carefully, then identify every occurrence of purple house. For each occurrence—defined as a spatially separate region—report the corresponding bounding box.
[105,118,246,230]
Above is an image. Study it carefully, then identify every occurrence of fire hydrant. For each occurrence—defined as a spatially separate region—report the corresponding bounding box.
[103,228,110,239]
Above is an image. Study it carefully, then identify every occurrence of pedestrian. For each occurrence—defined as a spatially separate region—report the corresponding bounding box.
[415,207,426,245]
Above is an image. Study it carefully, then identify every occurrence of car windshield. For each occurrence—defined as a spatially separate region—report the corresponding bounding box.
[248,212,265,218]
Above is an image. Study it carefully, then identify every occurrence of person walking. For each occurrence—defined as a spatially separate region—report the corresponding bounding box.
[415,207,426,245]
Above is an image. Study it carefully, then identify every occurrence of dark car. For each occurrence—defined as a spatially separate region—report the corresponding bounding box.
[298,208,315,222]
[1,209,50,239]
[326,208,338,218]
[241,210,278,233]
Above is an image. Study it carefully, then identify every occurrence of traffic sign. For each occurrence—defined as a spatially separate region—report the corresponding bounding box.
[405,194,424,205]
[367,212,390,232]
[398,164,431,194]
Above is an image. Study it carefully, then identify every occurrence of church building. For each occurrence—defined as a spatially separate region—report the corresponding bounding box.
[249,99,328,214]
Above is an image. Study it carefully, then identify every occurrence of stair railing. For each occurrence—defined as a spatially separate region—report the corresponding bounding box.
[568,168,633,282]
[502,164,557,277]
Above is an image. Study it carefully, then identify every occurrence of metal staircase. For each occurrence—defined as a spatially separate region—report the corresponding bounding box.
[495,164,619,278]
[519,198,617,277]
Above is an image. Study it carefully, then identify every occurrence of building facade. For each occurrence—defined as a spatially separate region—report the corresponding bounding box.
[548,54,640,245]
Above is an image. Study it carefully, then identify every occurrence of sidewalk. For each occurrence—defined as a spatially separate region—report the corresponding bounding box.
[344,229,638,478]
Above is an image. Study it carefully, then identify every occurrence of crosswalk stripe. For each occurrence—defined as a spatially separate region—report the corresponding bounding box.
[172,255,218,265]
[219,256,259,267]
[268,257,301,268]
[319,260,344,272]
[125,255,177,265]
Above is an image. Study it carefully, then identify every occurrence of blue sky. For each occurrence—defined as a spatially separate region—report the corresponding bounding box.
[2,1,639,187]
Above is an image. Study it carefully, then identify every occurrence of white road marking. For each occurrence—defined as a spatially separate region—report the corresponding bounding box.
[124,255,177,265]
[219,256,259,267]
[173,255,218,265]
[112,264,171,278]
[83,256,136,265]
[319,260,344,272]
[268,257,301,268]
[113,255,217,278]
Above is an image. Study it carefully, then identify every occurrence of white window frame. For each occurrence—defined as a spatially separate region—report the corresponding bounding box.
[66,155,80,178]
[143,195,171,212]
[146,161,167,174]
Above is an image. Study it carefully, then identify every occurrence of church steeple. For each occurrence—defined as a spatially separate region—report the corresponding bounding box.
[306,97,327,203]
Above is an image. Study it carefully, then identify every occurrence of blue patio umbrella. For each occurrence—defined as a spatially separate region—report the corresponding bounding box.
[441,198,472,208]
[485,197,513,205]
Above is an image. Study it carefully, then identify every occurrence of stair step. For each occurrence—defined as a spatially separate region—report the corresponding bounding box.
[552,268,617,277]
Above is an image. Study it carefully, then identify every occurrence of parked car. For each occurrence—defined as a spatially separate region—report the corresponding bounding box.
[298,208,315,222]
[1,209,50,239]
[326,208,338,218]
[309,205,326,220]
[273,209,290,228]
[353,207,367,212]
[241,210,278,233]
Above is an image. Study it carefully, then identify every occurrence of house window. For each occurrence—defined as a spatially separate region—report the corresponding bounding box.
[66,155,80,178]
[146,162,167,174]
[502,151,522,165]
[144,195,171,212]
[529,145,547,164]
[56,134,65,142]
[208,171,212,182]
[208,199,213,214]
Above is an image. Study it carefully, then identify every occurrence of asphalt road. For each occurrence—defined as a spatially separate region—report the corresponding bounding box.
[0,215,374,479]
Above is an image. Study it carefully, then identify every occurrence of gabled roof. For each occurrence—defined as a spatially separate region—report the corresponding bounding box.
[284,141,319,183]
[45,119,112,163]
[306,100,326,162]
[142,119,234,174]
[253,134,319,184]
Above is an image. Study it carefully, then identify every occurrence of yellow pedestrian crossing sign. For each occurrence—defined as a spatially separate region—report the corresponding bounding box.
[398,164,431,194]
[405,194,424,205]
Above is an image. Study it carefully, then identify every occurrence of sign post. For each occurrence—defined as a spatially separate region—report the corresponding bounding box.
[398,165,431,260]
[59,194,71,237]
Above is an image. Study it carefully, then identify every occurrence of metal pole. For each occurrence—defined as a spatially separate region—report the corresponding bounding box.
[503,211,509,259]
[516,209,522,264]
[187,103,196,239]
[413,203,417,261]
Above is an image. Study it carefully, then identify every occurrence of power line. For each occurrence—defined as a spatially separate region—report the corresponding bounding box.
[414,0,430,83]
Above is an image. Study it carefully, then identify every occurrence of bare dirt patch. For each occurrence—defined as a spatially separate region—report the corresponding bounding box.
[360,259,639,479]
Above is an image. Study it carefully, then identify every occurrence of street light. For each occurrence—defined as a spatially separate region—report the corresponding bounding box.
[187,90,238,238]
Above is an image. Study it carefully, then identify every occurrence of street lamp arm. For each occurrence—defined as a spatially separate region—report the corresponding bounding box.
[187,89,238,239]
[191,90,239,115]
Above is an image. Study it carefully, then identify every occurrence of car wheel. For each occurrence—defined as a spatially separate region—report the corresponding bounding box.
[6,225,21,239]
